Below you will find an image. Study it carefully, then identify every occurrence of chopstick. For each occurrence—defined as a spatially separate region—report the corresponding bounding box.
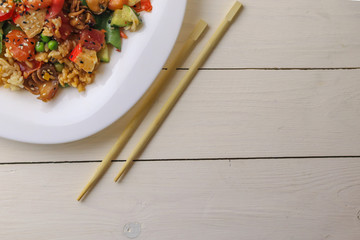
[77,20,208,201]
[114,1,243,182]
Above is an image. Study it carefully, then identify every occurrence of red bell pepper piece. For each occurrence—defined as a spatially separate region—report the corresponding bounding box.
[12,7,29,23]
[69,44,82,62]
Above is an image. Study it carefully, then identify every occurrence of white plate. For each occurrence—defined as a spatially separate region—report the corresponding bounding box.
[0,0,187,144]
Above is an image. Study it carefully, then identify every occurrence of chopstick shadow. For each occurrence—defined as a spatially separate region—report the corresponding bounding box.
[99,1,208,185]
[78,1,244,201]
[81,1,209,190]
[93,1,207,153]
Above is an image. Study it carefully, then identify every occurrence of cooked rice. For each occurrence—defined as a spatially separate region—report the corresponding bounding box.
[34,39,94,92]
[1,38,95,93]
[34,39,76,63]
[59,59,94,92]
[0,49,24,90]
[0,0,147,101]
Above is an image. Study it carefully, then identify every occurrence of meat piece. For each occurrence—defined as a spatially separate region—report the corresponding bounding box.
[24,64,60,102]
[74,48,98,73]
[14,9,47,38]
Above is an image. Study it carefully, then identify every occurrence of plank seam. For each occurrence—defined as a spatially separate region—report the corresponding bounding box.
[1,155,360,165]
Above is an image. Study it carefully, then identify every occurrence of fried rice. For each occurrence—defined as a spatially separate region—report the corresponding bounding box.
[0,0,152,101]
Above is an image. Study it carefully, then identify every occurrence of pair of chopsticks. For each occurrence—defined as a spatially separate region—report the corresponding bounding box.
[77,1,243,201]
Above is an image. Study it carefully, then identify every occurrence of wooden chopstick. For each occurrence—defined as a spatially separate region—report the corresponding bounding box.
[77,20,208,201]
[114,1,243,182]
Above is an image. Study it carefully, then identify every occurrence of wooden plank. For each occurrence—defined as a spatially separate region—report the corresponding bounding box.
[171,0,360,68]
[0,159,359,239]
[1,70,360,162]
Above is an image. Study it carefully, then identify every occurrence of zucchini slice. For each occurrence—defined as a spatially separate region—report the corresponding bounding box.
[111,5,141,32]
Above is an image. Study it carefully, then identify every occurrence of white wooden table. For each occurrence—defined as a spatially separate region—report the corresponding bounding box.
[1,1,360,239]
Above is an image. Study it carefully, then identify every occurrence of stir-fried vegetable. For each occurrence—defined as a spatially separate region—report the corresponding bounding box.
[5,30,35,61]
[94,11,122,49]
[35,41,45,52]
[54,62,64,72]
[0,0,152,102]
[133,0,152,12]
[46,0,64,19]
[48,40,58,50]
[40,33,50,43]
[69,43,83,62]
[0,0,15,22]
[97,43,109,62]
[111,5,141,31]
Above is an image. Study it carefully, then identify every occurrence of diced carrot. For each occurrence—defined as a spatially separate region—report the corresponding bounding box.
[120,30,128,39]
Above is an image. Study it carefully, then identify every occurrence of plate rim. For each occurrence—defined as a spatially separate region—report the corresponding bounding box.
[0,0,187,144]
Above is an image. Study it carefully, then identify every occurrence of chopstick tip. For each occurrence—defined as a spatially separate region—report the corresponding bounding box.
[77,192,85,201]
[114,173,121,182]
[77,186,91,201]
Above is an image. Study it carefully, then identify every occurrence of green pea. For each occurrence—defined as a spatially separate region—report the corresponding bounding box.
[40,33,51,43]
[48,40,58,50]
[35,41,45,52]
[54,62,64,72]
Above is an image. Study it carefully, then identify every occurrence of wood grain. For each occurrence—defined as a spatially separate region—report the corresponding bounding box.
[0,159,359,239]
[1,70,360,162]
[1,1,359,239]
[172,0,360,68]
